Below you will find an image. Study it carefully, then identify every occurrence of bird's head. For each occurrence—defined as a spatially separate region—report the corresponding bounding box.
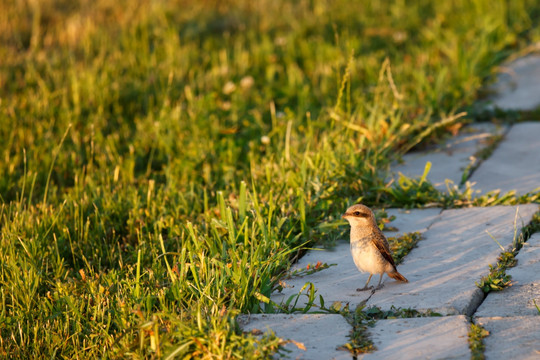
[342,204,376,227]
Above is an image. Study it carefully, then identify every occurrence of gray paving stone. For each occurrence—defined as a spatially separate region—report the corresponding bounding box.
[367,205,539,316]
[237,314,352,360]
[522,232,540,247]
[360,316,470,360]
[384,208,442,237]
[487,52,540,110]
[391,123,505,191]
[468,122,540,195]
[506,233,540,285]
[475,283,540,317]
[474,233,540,318]
[508,233,540,282]
[271,209,442,311]
[476,316,540,360]
[271,240,373,311]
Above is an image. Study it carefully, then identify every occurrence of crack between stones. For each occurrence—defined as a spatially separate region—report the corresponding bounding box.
[466,218,539,319]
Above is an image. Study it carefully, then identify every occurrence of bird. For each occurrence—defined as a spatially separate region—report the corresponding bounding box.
[342,204,408,291]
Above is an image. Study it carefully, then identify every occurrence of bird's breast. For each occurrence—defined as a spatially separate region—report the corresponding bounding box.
[350,238,387,274]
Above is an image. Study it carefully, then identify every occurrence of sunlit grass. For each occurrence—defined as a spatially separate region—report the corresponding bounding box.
[469,323,490,360]
[1,0,540,358]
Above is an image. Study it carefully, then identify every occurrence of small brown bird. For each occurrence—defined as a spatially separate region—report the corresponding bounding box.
[343,204,408,291]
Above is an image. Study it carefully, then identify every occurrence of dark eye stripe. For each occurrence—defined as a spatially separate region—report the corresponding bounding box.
[352,211,369,218]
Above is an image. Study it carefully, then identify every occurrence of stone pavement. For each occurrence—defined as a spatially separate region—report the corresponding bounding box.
[237,314,351,360]
[238,54,540,359]
[390,123,507,192]
[487,52,540,111]
[366,205,538,316]
[474,233,540,359]
[365,316,471,360]
[468,122,540,195]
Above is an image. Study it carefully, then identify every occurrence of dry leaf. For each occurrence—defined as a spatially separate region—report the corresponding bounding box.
[250,328,263,336]
[289,339,306,351]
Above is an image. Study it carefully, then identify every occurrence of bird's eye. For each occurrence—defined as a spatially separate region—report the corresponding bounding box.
[354,211,361,216]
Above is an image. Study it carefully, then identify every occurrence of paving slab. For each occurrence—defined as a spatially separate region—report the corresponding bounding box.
[237,314,352,360]
[474,233,540,318]
[360,316,470,360]
[487,51,540,110]
[475,283,540,317]
[505,233,540,282]
[468,122,540,195]
[520,232,540,247]
[366,205,539,316]
[390,123,505,191]
[476,316,540,360]
[271,209,442,311]
[383,208,442,237]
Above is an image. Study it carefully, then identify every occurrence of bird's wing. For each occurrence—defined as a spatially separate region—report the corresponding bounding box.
[371,230,396,268]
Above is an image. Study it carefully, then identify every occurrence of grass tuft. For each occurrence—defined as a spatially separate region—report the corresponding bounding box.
[469,323,489,360]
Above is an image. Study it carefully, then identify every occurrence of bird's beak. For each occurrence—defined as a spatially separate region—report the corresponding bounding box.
[341,213,347,219]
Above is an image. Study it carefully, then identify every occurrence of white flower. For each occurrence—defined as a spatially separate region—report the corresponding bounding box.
[222,81,236,95]
[240,76,254,90]
[261,135,271,145]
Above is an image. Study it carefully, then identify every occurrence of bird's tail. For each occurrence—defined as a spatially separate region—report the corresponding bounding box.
[387,270,408,283]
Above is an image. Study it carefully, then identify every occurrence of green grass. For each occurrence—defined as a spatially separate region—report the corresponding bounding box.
[469,323,489,360]
[534,299,540,315]
[388,232,423,265]
[2,0,540,358]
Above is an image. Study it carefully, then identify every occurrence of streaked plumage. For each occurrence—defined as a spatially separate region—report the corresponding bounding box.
[343,204,408,291]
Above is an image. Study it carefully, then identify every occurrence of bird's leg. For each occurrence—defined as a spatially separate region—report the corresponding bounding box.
[374,273,384,290]
[356,274,374,291]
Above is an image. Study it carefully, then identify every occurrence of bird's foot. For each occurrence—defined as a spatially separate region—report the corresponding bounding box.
[356,286,374,292]
[374,283,384,290]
